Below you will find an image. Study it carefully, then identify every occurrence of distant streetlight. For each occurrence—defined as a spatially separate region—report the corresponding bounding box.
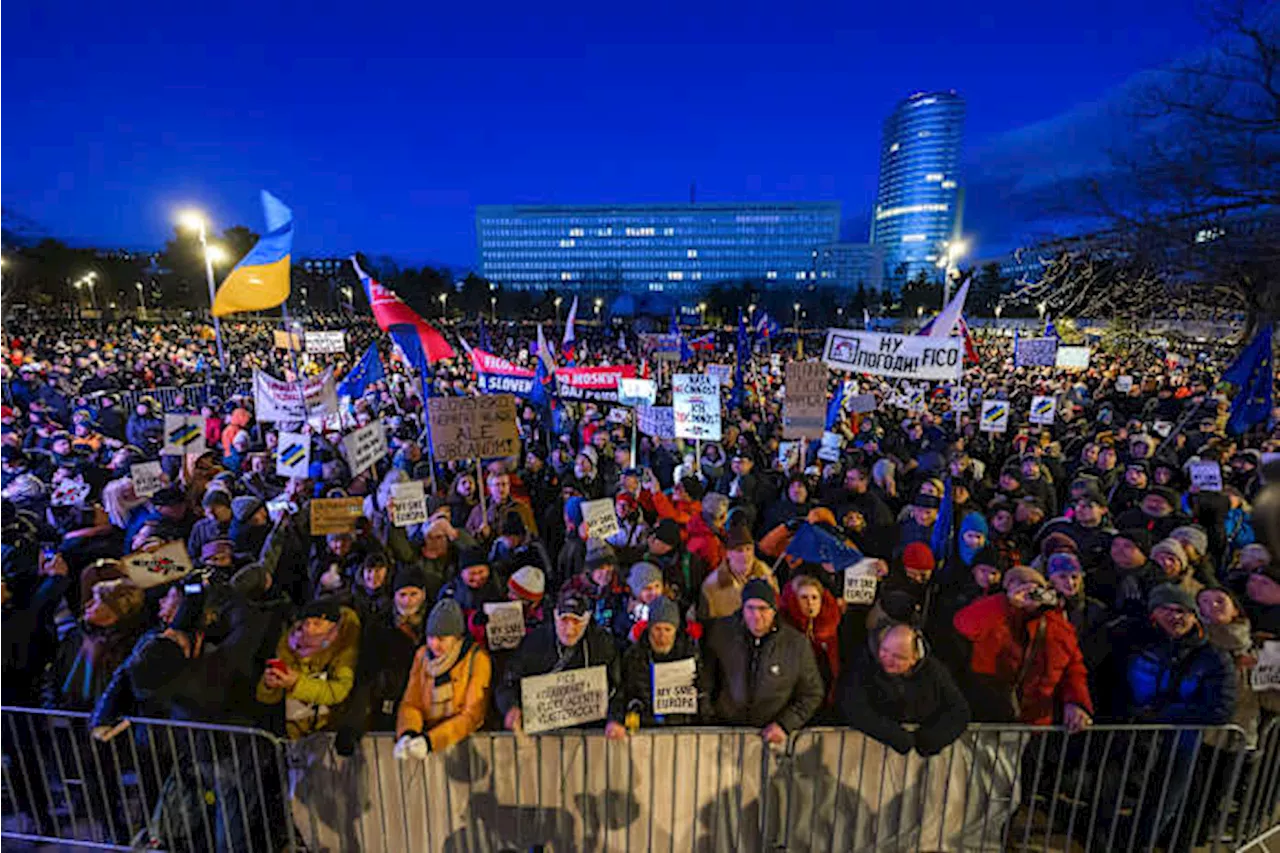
[491,295,498,322]
[994,303,1003,320]
[554,296,563,325]
[917,305,925,319]
[177,209,227,370]
[748,303,756,317]
[1037,301,1047,319]
[793,302,801,330]
[594,297,603,320]
[135,281,146,316]
[439,292,448,318]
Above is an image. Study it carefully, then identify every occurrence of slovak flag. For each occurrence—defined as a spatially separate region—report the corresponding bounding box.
[350,257,455,363]
[689,332,715,351]
[561,295,579,366]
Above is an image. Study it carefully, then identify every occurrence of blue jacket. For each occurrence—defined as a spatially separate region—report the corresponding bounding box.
[1126,629,1236,725]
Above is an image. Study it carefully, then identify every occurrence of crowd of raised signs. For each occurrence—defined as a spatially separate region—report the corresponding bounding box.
[2,308,1278,843]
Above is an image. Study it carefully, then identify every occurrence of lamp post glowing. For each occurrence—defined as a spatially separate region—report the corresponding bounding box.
[177,210,227,371]
[438,292,448,318]
[937,238,969,307]
[994,303,1003,320]
[491,295,498,322]
[135,281,146,316]
[554,296,563,326]
[793,302,801,331]
[594,297,603,321]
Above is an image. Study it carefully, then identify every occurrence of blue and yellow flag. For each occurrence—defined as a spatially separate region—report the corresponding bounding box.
[212,191,292,316]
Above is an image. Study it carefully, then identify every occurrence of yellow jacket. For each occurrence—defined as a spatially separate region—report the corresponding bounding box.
[396,640,492,752]
[256,606,361,739]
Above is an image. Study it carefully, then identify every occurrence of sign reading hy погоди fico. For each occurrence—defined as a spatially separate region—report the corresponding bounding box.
[822,329,963,382]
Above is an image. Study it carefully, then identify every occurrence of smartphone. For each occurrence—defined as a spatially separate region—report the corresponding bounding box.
[266,658,288,674]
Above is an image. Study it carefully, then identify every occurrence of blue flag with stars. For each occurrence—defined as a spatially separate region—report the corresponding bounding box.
[337,342,385,399]
[1222,323,1274,435]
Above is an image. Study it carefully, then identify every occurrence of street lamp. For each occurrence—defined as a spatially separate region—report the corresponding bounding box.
[340,285,354,313]
[594,297,603,321]
[491,295,498,322]
[697,302,707,324]
[177,209,228,371]
[554,296,563,325]
[994,303,1003,320]
[793,302,801,330]
[917,305,925,319]
[937,238,970,306]
[135,281,146,316]
[439,292,448,318]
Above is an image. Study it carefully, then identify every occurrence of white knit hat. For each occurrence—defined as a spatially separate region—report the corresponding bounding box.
[508,565,545,601]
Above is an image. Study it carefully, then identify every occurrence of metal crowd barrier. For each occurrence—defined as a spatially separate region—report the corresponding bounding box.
[4,707,1278,852]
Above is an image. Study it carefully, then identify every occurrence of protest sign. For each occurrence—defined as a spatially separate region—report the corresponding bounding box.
[783,362,829,439]
[706,364,734,387]
[1055,346,1091,370]
[822,329,963,381]
[905,386,926,411]
[818,431,843,462]
[120,540,193,589]
[521,665,609,734]
[582,498,621,541]
[673,374,722,441]
[305,331,346,354]
[949,385,970,411]
[50,476,91,507]
[428,395,520,462]
[639,333,682,362]
[254,367,339,422]
[273,329,302,350]
[1188,461,1223,492]
[276,431,310,479]
[343,420,388,476]
[468,347,536,397]
[390,480,427,527]
[652,658,698,716]
[1153,420,1174,438]
[162,414,206,455]
[618,377,657,407]
[1115,375,1134,392]
[847,393,877,414]
[1251,641,1280,692]
[778,440,802,470]
[130,461,166,498]
[1029,396,1056,425]
[310,497,365,535]
[606,408,631,425]
[980,400,1010,433]
[556,365,637,403]
[843,559,879,605]
[636,405,675,439]
[1014,337,1059,368]
[483,601,526,651]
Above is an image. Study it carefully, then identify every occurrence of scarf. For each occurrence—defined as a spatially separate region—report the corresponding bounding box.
[425,640,467,721]
[289,622,339,659]
[396,604,427,642]
[1205,620,1252,655]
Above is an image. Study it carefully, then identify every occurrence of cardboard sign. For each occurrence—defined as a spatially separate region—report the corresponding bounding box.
[1055,346,1091,370]
[305,331,346,354]
[428,395,520,462]
[120,540,193,589]
[843,559,880,605]
[582,498,620,541]
[162,414,206,455]
[823,329,963,381]
[520,665,609,734]
[606,408,631,425]
[390,480,427,528]
[484,600,526,651]
[276,431,311,479]
[1029,396,1056,426]
[672,374,722,441]
[618,378,657,407]
[636,405,675,439]
[949,386,969,411]
[1115,375,1134,393]
[1153,420,1174,438]
[1188,461,1223,492]
[254,367,339,422]
[50,476,92,507]
[309,497,365,535]
[783,362,829,439]
[706,364,734,388]
[1250,641,1280,692]
[1014,337,1058,368]
[652,657,698,716]
[904,386,926,412]
[818,431,843,462]
[343,420,388,476]
[980,400,1010,433]
[130,461,166,498]
[778,440,802,470]
[847,393,877,414]
[273,329,303,351]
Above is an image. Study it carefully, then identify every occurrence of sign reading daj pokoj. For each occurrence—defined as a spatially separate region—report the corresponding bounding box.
[823,329,963,381]
[520,665,609,734]
[428,394,520,462]
[672,374,722,441]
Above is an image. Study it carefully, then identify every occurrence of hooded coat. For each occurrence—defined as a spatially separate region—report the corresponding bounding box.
[255,606,362,739]
[779,577,843,706]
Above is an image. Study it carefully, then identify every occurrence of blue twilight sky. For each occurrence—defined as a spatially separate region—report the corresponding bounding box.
[2,0,1212,268]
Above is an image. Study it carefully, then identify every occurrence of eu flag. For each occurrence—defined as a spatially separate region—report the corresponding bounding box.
[784,522,863,569]
[337,342,385,399]
[929,476,954,567]
[1223,324,1274,435]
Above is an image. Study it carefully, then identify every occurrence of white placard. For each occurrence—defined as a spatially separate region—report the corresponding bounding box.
[652,657,698,716]
[843,559,880,605]
[606,408,631,425]
[390,480,427,527]
[305,331,346,354]
[618,377,657,407]
[484,600,526,651]
[1188,461,1223,492]
[120,540,194,589]
[582,498,621,541]
[1153,420,1174,438]
[131,461,166,498]
[1251,641,1280,692]
[253,367,339,422]
[818,431,843,462]
[636,405,675,439]
[672,374,722,441]
[904,386,925,411]
[1029,396,1056,425]
[1055,346,1091,370]
[521,665,609,734]
[949,386,969,411]
[980,400,1010,433]
[343,420,387,476]
[778,440,802,470]
[1115,375,1134,393]
[846,393,877,414]
[822,329,964,381]
[50,476,92,507]
[276,431,311,479]
[162,414,207,455]
[706,364,733,387]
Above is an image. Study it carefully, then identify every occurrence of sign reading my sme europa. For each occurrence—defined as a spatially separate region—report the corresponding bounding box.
[427,394,520,462]
[822,329,963,381]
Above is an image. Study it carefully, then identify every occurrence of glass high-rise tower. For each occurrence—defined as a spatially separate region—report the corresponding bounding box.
[870,91,965,287]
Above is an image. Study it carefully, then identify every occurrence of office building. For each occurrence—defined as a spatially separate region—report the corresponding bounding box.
[870,91,966,285]
[476,202,841,292]
[815,242,886,292]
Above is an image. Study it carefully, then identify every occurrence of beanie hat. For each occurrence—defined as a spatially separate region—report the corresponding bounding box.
[426,599,466,638]
[1145,486,1181,508]
[508,565,546,601]
[1041,532,1080,556]
[151,485,186,508]
[555,586,591,617]
[564,496,585,525]
[725,524,754,550]
[959,512,988,539]
[972,545,1001,569]
[231,495,264,522]
[1076,483,1107,507]
[458,548,489,571]
[741,577,777,609]
[1047,553,1083,576]
[627,561,664,596]
[231,563,270,599]
[1147,583,1197,613]
[653,518,681,548]
[1170,525,1209,556]
[1151,538,1188,568]
[901,542,935,574]
[912,492,942,509]
[1115,528,1153,554]
[584,538,617,570]
[680,475,706,501]
[393,565,428,593]
[1002,565,1048,590]
[298,599,342,624]
[648,596,680,628]
[201,488,232,510]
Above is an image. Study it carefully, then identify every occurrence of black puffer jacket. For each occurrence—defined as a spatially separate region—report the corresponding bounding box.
[614,629,707,727]
[837,644,970,756]
[494,619,621,720]
[702,614,823,733]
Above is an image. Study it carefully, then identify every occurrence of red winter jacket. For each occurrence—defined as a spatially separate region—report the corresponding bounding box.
[779,578,843,706]
[953,593,1092,725]
[685,513,726,573]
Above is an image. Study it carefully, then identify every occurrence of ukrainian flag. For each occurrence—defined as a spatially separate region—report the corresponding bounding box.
[212,191,292,316]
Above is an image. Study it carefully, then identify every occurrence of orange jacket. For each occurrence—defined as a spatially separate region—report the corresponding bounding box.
[221,408,252,456]
[648,489,700,530]
[396,641,492,752]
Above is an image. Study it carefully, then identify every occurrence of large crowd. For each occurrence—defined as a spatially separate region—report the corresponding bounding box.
[2,308,1278,848]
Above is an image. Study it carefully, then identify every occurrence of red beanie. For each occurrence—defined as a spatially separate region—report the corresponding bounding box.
[901,541,935,573]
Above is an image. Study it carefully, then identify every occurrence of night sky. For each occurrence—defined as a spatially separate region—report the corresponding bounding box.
[3,0,1212,268]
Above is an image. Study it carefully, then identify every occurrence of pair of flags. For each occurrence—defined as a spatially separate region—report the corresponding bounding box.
[917,281,980,363]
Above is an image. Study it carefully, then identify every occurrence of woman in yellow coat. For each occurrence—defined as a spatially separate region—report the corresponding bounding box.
[256,600,361,739]
[394,598,492,759]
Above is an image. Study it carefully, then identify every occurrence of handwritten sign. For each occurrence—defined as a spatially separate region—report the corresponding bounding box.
[652,657,698,716]
[618,378,657,407]
[673,374,722,441]
[121,540,193,589]
[582,498,620,541]
[1029,396,1056,426]
[428,395,520,462]
[784,362,828,439]
[254,367,339,422]
[818,430,843,462]
[130,461,166,498]
[980,400,1010,433]
[1188,461,1223,492]
[1115,375,1134,393]
[273,329,302,351]
[305,331,346,354]
[484,600,526,651]
[1055,346,1091,370]
[706,364,734,387]
[778,440,801,470]
[637,405,675,439]
[520,665,609,734]
[276,431,310,479]
[823,329,963,381]
[847,393,877,414]
[1251,641,1280,692]
[390,480,427,527]
[162,414,206,455]
[343,420,388,477]
[843,559,880,605]
[309,497,365,535]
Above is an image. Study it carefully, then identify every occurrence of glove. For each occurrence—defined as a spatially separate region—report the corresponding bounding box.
[334,726,359,757]
[394,733,429,761]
